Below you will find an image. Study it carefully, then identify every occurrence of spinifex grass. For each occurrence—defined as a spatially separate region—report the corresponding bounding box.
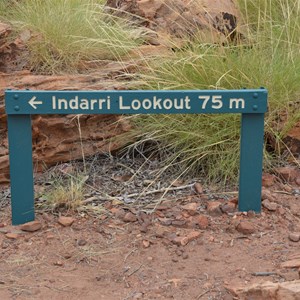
[134,114,241,183]
[45,175,86,211]
[135,0,300,184]
[5,0,145,73]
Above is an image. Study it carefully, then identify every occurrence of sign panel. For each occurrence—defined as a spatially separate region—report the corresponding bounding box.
[5,90,267,115]
[4,89,268,225]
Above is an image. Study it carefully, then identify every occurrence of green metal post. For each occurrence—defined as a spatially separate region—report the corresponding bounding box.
[239,113,265,212]
[7,115,35,225]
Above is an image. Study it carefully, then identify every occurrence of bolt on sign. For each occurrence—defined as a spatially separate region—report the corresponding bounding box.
[5,89,268,225]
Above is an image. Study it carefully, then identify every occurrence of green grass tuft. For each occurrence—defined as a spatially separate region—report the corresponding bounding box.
[135,0,300,184]
[4,0,146,73]
[44,175,87,211]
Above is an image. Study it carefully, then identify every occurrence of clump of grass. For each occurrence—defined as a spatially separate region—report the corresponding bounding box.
[5,0,145,73]
[45,175,86,211]
[135,0,300,184]
[134,114,241,183]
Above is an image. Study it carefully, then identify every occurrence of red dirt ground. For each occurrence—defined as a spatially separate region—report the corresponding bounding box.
[1,176,300,300]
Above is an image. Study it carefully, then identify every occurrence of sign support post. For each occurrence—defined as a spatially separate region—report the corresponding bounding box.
[7,114,35,224]
[239,113,265,212]
[4,89,268,225]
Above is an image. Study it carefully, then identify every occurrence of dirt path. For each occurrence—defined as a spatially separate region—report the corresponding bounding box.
[1,159,300,299]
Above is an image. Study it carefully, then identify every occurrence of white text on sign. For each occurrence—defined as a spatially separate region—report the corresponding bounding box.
[47,95,246,111]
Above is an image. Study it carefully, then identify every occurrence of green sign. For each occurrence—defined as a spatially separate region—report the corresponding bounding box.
[6,90,266,115]
[5,89,268,225]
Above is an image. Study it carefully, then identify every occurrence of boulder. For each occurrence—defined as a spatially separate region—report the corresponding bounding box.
[106,0,244,42]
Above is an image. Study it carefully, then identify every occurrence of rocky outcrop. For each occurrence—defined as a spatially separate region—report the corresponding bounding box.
[0,71,134,185]
[0,21,136,185]
[106,0,244,42]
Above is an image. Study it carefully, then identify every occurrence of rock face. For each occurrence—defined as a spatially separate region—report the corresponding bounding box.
[0,23,12,73]
[106,0,244,42]
[0,20,135,185]
[0,71,133,185]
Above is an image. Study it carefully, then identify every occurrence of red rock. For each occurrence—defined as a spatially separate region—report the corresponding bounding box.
[296,177,300,186]
[42,213,53,222]
[261,189,276,202]
[282,184,293,193]
[20,220,42,232]
[63,253,72,259]
[172,231,201,246]
[207,201,222,216]
[5,233,19,239]
[229,197,238,205]
[0,228,9,234]
[284,121,300,157]
[190,215,209,229]
[77,239,87,246]
[281,259,300,268]
[0,72,133,185]
[123,212,137,222]
[175,249,183,256]
[262,173,276,187]
[132,292,144,299]
[154,226,167,238]
[140,223,149,233]
[171,236,185,246]
[275,166,299,183]
[111,207,126,219]
[58,216,75,227]
[182,202,198,215]
[181,231,201,245]
[221,202,236,214]
[159,218,172,226]
[142,240,150,248]
[171,220,186,227]
[236,221,255,234]
[289,233,300,242]
[262,199,278,211]
[227,280,300,299]
[103,201,113,210]
[46,233,55,240]
[107,0,243,42]
[182,252,189,259]
[194,182,203,194]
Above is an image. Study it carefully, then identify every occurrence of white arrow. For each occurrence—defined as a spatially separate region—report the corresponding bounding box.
[29,96,43,109]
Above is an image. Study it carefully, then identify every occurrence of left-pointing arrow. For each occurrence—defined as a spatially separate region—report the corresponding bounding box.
[28,96,43,109]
